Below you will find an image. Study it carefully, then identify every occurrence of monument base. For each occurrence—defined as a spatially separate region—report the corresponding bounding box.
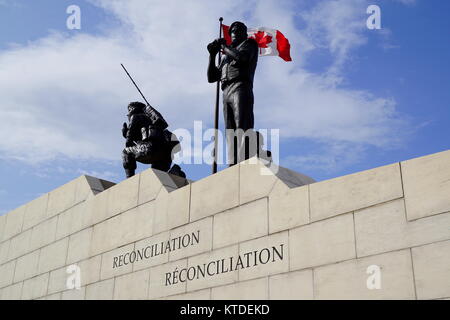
[0,151,449,300]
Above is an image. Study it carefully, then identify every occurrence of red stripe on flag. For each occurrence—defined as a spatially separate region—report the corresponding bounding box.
[222,25,232,45]
[276,30,292,62]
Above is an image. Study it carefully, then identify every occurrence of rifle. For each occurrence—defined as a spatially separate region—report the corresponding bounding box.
[120,64,168,130]
[121,63,152,107]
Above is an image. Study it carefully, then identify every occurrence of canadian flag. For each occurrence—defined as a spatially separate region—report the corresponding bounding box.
[222,25,292,62]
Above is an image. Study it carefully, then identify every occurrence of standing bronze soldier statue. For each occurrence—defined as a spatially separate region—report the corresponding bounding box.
[122,101,185,178]
[207,21,263,166]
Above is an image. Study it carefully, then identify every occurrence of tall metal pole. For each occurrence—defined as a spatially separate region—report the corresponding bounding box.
[212,17,223,174]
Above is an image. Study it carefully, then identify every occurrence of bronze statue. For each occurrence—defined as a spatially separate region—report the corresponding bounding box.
[122,101,185,178]
[207,21,270,166]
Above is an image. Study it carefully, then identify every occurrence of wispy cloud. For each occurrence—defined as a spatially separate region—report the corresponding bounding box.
[76,169,120,182]
[284,142,366,174]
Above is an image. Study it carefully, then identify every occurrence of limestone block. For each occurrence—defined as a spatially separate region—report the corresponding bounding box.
[47,179,78,218]
[86,278,114,300]
[2,205,26,241]
[67,227,93,264]
[29,216,57,251]
[91,202,154,256]
[22,194,48,231]
[14,250,40,283]
[55,206,75,240]
[138,169,166,205]
[48,267,68,295]
[107,174,139,217]
[190,165,239,222]
[148,259,187,299]
[0,260,15,288]
[100,244,134,280]
[211,278,269,300]
[239,159,278,205]
[186,245,239,292]
[310,163,403,222]
[7,228,32,260]
[69,201,94,235]
[44,293,61,300]
[412,240,450,300]
[238,231,289,281]
[169,217,212,262]
[115,204,153,253]
[167,288,211,300]
[1,282,23,300]
[114,269,150,300]
[90,215,126,256]
[354,199,450,257]
[153,188,169,235]
[133,231,170,272]
[0,215,6,241]
[61,287,85,300]
[314,249,415,300]
[90,214,120,256]
[131,198,155,241]
[269,270,313,300]
[21,273,49,300]
[79,255,102,286]
[89,187,111,225]
[167,185,191,230]
[268,181,309,234]
[289,213,356,270]
[213,199,268,249]
[402,150,450,220]
[38,237,69,274]
[0,240,10,264]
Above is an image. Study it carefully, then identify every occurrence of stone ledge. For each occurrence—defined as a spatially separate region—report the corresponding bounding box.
[2,149,449,300]
[402,150,450,221]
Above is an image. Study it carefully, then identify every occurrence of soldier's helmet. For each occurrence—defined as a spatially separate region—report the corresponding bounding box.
[228,21,247,36]
[127,101,146,116]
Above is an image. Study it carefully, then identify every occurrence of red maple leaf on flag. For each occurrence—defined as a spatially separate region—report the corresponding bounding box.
[222,24,292,61]
[251,31,272,48]
[250,31,273,54]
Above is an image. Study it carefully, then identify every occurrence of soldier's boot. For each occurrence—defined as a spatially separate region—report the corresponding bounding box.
[125,168,135,178]
[168,164,186,179]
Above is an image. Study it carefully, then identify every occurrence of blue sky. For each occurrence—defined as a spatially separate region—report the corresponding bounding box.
[0,0,449,215]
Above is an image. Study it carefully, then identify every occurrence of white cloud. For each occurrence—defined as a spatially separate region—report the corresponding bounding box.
[300,0,368,78]
[284,142,365,174]
[0,0,412,167]
[76,169,120,182]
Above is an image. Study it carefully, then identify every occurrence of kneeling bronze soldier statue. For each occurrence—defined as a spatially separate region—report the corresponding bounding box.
[122,101,185,178]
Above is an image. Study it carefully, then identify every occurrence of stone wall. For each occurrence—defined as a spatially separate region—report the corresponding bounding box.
[0,150,449,300]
